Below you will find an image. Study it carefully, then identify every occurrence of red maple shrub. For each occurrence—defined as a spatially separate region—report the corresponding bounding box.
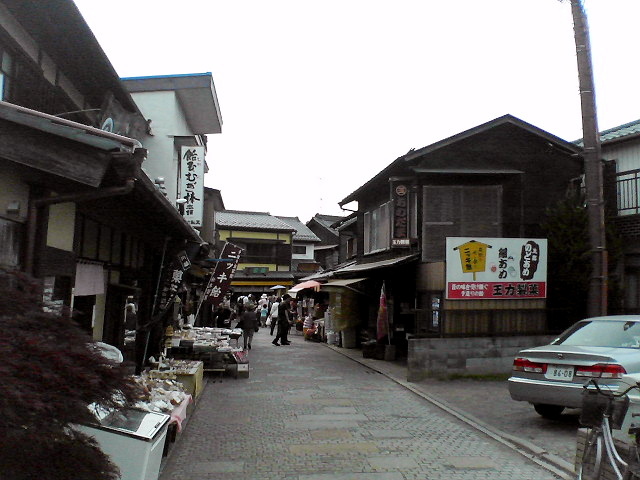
[0,271,144,479]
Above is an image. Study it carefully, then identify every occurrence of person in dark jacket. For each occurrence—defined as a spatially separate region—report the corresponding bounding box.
[239,302,259,350]
[272,294,293,346]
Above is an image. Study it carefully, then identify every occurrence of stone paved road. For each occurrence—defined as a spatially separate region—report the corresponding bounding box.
[330,345,578,477]
[160,330,564,480]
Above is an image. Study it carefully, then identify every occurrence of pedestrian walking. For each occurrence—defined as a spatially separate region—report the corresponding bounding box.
[259,304,269,327]
[272,294,293,346]
[269,297,280,335]
[239,302,259,350]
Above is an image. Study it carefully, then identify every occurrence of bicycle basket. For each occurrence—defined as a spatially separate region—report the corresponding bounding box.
[580,389,630,429]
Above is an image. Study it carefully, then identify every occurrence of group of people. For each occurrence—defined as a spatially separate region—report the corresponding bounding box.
[232,293,298,350]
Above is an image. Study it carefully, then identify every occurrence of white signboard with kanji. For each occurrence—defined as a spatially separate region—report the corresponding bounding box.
[445,237,547,299]
[180,146,205,228]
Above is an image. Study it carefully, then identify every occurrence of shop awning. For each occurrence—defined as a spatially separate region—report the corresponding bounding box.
[321,278,367,288]
[320,277,367,295]
[288,280,322,293]
[332,254,418,273]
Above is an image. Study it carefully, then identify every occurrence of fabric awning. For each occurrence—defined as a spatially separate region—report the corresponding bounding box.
[332,254,418,274]
[320,277,367,296]
[321,278,367,288]
[74,261,105,296]
[288,280,322,293]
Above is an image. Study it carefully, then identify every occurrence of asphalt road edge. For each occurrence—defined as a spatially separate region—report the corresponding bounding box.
[325,343,575,480]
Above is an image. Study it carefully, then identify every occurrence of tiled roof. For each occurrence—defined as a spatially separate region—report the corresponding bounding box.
[277,216,321,242]
[574,118,640,146]
[312,214,344,234]
[215,211,295,231]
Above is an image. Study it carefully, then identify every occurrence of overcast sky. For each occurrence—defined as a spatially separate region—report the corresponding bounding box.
[73,0,640,223]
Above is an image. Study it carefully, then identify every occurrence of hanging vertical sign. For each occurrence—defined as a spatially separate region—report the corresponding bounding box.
[180,146,205,229]
[392,183,410,247]
[155,250,191,316]
[203,243,243,307]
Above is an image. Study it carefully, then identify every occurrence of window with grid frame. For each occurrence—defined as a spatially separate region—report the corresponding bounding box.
[422,185,502,261]
[364,201,392,254]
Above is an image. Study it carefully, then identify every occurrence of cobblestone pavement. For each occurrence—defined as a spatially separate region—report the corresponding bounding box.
[330,346,578,478]
[160,330,566,480]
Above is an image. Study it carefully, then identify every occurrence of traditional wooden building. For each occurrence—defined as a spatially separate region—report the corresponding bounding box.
[215,210,296,294]
[329,115,583,367]
[0,0,209,371]
[306,213,344,271]
[277,216,322,282]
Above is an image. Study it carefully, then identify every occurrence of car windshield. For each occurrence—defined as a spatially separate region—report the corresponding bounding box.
[553,320,640,348]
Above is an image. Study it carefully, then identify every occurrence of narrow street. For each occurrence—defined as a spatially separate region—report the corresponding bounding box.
[160,329,566,480]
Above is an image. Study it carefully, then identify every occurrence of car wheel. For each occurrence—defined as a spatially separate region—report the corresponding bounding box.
[533,403,565,418]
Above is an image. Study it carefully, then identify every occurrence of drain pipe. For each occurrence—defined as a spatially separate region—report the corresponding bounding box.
[24,178,136,275]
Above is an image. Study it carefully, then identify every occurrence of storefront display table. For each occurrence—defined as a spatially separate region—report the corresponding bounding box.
[174,361,204,399]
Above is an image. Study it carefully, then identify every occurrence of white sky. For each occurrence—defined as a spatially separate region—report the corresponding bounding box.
[73,0,640,223]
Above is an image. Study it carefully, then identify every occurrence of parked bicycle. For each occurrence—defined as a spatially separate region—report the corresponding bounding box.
[578,379,640,480]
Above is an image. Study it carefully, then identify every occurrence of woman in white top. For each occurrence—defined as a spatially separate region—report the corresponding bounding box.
[269,299,280,335]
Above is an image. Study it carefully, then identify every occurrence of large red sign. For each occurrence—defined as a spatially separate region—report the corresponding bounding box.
[447,281,546,299]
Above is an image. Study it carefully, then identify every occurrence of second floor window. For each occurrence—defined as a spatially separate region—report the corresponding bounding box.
[364,201,392,253]
[0,49,13,101]
[422,185,502,261]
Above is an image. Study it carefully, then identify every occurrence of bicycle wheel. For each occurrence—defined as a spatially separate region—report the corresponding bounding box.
[623,445,640,480]
[578,428,604,480]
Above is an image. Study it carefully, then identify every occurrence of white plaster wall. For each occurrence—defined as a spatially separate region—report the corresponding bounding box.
[46,202,75,251]
[131,90,194,204]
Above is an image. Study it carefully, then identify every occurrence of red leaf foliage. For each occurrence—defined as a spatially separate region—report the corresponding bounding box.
[0,271,145,479]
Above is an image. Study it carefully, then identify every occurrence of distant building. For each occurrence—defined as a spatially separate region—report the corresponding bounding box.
[277,216,322,281]
[306,214,344,270]
[215,210,296,294]
[121,73,223,230]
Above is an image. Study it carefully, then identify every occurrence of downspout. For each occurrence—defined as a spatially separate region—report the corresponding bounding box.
[24,178,136,275]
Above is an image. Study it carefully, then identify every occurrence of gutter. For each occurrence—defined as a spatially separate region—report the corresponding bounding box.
[0,100,142,151]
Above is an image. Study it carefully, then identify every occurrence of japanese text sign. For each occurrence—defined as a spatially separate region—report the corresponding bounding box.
[156,250,191,315]
[203,242,243,307]
[392,183,410,247]
[445,237,547,299]
[180,146,205,228]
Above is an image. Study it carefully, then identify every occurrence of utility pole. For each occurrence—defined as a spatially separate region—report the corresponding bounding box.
[570,0,607,316]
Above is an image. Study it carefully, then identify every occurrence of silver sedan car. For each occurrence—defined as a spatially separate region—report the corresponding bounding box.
[508,315,640,418]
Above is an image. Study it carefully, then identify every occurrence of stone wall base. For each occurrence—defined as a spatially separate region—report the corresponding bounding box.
[407,335,555,381]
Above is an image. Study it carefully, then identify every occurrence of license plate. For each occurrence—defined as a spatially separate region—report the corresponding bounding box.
[545,364,574,381]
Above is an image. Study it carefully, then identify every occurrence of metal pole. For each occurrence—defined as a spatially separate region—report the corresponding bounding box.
[570,0,607,316]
